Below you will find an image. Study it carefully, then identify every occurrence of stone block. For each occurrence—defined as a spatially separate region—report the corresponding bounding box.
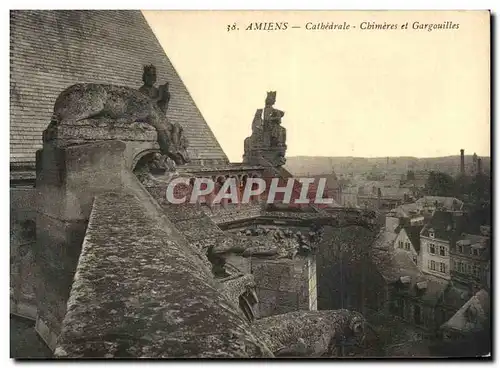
[34,139,144,351]
[250,256,316,316]
[36,140,128,221]
[251,258,306,292]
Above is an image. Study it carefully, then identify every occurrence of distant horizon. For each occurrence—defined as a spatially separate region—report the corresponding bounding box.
[286,153,491,159]
[143,10,490,162]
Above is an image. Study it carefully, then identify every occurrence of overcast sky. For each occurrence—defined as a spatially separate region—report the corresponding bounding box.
[143,10,490,162]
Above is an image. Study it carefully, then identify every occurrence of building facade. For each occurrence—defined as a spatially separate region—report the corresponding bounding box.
[450,234,490,288]
[420,230,451,280]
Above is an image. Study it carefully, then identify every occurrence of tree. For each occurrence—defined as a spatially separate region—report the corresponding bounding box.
[469,173,491,205]
[316,225,383,314]
[460,173,491,230]
[424,171,455,196]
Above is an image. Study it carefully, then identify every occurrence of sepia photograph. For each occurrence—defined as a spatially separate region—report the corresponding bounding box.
[9,8,491,359]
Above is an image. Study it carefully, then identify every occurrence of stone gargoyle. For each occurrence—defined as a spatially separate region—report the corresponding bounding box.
[254,309,366,357]
[50,83,190,165]
[219,273,259,323]
[207,247,259,323]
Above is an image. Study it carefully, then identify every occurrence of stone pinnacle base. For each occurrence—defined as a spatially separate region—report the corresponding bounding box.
[243,146,287,167]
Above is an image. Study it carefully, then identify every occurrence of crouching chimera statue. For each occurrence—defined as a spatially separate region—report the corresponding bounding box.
[48,65,190,166]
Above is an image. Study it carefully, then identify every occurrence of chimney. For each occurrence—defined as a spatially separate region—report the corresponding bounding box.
[477,158,482,174]
[460,149,465,174]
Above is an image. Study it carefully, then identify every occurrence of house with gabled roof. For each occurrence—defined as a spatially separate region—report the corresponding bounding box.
[370,230,462,332]
[393,224,423,266]
[420,211,465,281]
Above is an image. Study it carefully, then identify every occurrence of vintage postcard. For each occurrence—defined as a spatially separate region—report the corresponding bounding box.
[10,10,491,359]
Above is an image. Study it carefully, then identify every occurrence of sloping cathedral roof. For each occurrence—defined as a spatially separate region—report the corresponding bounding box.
[10,10,228,172]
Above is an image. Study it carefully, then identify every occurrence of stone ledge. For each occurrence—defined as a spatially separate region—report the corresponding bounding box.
[43,120,157,148]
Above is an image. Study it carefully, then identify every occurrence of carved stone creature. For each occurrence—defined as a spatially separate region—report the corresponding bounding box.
[243,91,287,167]
[139,64,171,114]
[50,83,189,165]
[219,273,259,323]
[139,64,160,100]
[207,247,259,323]
[263,91,286,148]
[254,309,366,357]
[263,91,278,121]
[251,109,264,132]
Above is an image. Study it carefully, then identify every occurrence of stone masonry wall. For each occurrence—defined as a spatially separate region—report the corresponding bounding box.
[10,187,37,319]
[251,257,313,318]
[223,253,317,319]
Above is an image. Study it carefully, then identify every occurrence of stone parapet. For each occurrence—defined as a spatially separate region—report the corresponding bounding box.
[55,192,272,358]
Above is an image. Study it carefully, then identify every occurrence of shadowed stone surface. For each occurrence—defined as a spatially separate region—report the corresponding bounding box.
[10,316,52,358]
[10,192,37,319]
[55,192,273,358]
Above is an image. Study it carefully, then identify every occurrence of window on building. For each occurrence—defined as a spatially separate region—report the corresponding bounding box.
[466,263,472,274]
[398,240,403,248]
[429,244,436,254]
[458,262,464,273]
[457,245,464,253]
[474,265,481,277]
[429,260,436,271]
[471,248,480,256]
[429,232,435,238]
[439,246,446,256]
[399,298,406,318]
[413,256,418,265]
[439,263,446,273]
[405,242,411,251]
